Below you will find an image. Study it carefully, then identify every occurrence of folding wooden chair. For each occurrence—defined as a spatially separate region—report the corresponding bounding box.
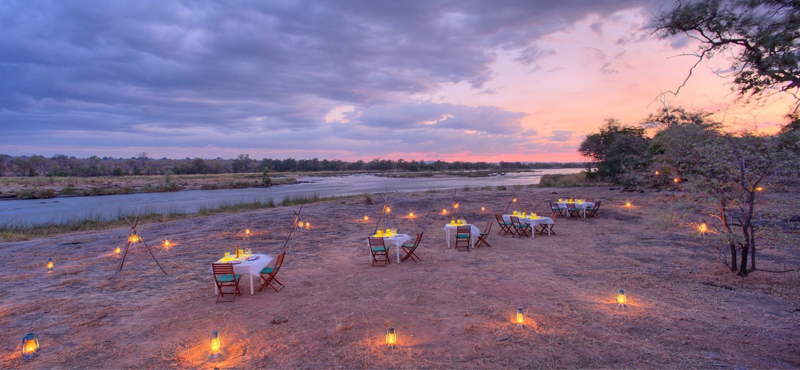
[455,225,471,251]
[585,201,602,218]
[550,202,566,217]
[475,221,492,248]
[510,216,532,238]
[495,214,515,236]
[259,251,286,292]
[368,237,390,266]
[566,203,581,218]
[538,213,557,235]
[401,232,423,262]
[212,263,242,303]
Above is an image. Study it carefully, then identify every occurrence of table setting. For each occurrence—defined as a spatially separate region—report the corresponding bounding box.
[211,247,273,296]
[442,218,480,248]
[368,228,411,263]
[503,211,554,238]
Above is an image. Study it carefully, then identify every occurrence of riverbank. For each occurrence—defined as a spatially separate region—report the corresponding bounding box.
[1,187,798,368]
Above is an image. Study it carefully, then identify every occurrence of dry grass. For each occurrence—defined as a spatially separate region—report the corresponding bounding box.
[0,188,798,368]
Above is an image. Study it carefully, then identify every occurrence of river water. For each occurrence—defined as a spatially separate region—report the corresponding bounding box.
[0,169,581,226]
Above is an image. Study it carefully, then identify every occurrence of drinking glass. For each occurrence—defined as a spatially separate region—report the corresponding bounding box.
[245,248,252,257]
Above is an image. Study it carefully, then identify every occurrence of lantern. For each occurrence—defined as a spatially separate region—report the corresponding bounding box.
[21,332,40,359]
[624,201,632,208]
[481,206,485,212]
[245,229,250,236]
[655,170,660,175]
[512,197,517,203]
[385,327,397,348]
[516,308,524,327]
[407,212,415,219]
[210,330,222,358]
[617,289,627,307]
[128,230,140,244]
[363,215,369,221]
[756,186,764,192]
[673,177,680,183]
[114,246,121,256]
[297,220,303,228]
[453,203,460,209]
[385,207,391,214]
[442,208,448,215]
[46,258,53,272]
[304,221,310,228]
[699,223,708,234]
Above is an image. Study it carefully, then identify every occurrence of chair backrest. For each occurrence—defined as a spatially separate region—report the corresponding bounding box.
[550,213,559,223]
[273,251,286,275]
[368,237,386,247]
[456,225,470,239]
[212,263,235,280]
[413,232,424,248]
[495,214,505,223]
[550,202,560,209]
[510,216,521,225]
[483,221,492,234]
[566,202,576,208]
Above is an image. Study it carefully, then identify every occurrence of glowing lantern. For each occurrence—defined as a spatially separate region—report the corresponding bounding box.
[699,223,708,234]
[46,258,53,273]
[516,308,524,327]
[481,206,485,212]
[297,220,304,228]
[453,203,460,209]
[210,330,222,358]
[407,212,415,219]
[385,327,397,348]
[624,201,632,208]
[655,170,660,175]
[21,332,40,359]
[385,207,391,214]
[756,186,764,192]
[363,215,369,221]
[673,177,680,183]
[114,246,121,256]
[617,289,627,307]
[442,208,448,215]
[245,229,250,236]
[512,198,517,203]
[304,221,310,228]
[128,231,140,244]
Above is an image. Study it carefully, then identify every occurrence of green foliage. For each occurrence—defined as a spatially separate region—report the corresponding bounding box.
[578,119,649,184]
[652,0,800,105]
[262,167,272,186]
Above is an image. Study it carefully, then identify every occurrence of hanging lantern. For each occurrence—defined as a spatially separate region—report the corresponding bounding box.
[210,330,222,358]
[46,258,53,273]
[385,207,391,214]
[385,327,397,348]
[512,197,517,203]
[617,289,627,307]
[516,308,524,327]
[297,220,303,228]
[21,332,40,359]
[453,203,460,209]
[128,230,140,244]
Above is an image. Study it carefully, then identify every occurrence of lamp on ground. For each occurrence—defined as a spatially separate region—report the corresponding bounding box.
[481,206,485,212]
[385,327,397,348]
[617,288,627,307]
[673,177,680,184]
[655,170,660,175]
[516,308,524,327]
[442,208,448,215]
[46,258,53,273]
[21,332,39,359]
[699,223,708,234]
[624,201,632,208]
[114,246,121,257]
[245,229,250,237]
[363,215,369,221]
[210,330,222,358]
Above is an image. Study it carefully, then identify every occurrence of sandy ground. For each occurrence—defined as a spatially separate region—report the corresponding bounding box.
[1,187,798,369]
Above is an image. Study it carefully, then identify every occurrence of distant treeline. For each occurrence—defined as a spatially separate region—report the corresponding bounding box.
[0,153,585,177]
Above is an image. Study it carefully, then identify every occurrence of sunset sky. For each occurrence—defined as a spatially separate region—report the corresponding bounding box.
[1,0,795,162]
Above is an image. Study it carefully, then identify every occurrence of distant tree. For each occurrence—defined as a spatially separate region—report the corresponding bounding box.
[231,154,253,173]
[578,119,649,184]
[262,167,272,186]
[652,0,800,108]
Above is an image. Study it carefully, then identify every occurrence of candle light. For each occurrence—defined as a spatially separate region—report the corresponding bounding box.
[21,332,40,359]
[385,327,397,348]
[617,288,627,307]
[210,330,222,358]
[516,308,524,327]
[46,258,53,273]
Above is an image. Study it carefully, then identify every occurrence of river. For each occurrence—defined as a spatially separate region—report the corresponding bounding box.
[0,169,582,226]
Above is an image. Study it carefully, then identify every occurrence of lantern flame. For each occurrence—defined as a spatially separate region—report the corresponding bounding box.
[481,206,485,212]
[128,231,140,244]
[674,177,680,183]
[245,229,250,235]
[407,212,415,219]
[756,186,764,192]
[210,330,222,358]
[363,215,369,221]
[453,203,460,209]
[46,258,53,272]
[114,246,121,256]
[442,209,448,215]
[617,289,627,307]
[512,198,517,202]
[516,308,524,327]
[385,207,391,214]
[386,327,397,348]
[655,170,659,175]
[624,201,632,208]
[21,332,39,360]
[699,223,708,234]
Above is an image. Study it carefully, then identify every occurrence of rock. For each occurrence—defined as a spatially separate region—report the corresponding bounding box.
[272,316,289,325]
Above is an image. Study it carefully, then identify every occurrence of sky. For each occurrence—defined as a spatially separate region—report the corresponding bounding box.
[0,0,796,162]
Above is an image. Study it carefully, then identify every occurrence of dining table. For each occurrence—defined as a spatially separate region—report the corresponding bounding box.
[211,253,273,296]
[557,201,595,218]
[367,233,411,264]
[442,223,480,248]
[503,214,554,238]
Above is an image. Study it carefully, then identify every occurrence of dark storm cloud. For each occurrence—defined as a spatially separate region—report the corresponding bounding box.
[0,0,666,157]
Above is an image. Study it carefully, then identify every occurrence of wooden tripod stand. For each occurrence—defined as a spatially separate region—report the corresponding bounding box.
[111,217,168,288]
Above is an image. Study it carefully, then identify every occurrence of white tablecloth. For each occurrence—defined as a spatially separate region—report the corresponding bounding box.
[556,202,595,218]
[367,234,411,263]
[442,224,480,248]
[502,215,554,238]
[211,253,274,296]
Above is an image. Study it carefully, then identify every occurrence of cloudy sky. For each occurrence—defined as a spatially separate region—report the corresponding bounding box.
[0,0,794,161]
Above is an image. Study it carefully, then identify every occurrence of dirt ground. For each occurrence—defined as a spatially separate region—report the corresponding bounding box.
[1,187,798,369]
